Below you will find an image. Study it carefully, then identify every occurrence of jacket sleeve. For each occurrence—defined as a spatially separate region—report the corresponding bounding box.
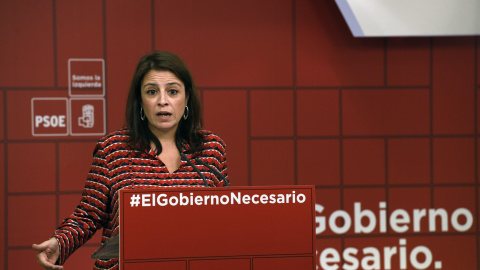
[206,132,229,187]
[217,139,228,186]
[52,141,111,264]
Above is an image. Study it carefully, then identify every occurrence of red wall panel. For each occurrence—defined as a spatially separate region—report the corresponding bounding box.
[7,143,56,193]
[253,257,313,270]
[433,138,475,184]
[296,0,384,87]
[478,89,480,134]
[386,38,431,86]
[8,195,56,247]
[343,139,385,185]
[433,38,475,134]
[343,236,477,270]
[388,187,432,233]
[56,0,104,88]
[297,139,340,186]
[342,89,430,136]
[0,145,4,267]
[297,90,340,136]
[190,259,250,270]
[105,0,153,132]
[124,260,186,270]
[8,249,40,270]
[154,0,293,88]
[433,186,476,233]
[342,188,386,235]
[58,193,81,223]
[426,236,478,269]
[0,91,3,141]
[61,246,100,270]
[0,0,54,88]
[388,138,431,185]
[316,238,342,269]
[251,140,295,186]
[58,142,95,191]
[251,90,294,137]
[314,188,342,236]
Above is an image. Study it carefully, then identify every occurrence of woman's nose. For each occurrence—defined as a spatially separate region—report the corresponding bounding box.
[158,91,168,106]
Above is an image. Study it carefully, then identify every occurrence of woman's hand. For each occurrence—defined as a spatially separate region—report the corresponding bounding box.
[32,238,64,269]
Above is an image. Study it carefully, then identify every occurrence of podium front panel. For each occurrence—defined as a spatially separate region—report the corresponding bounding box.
[120,186,315,269]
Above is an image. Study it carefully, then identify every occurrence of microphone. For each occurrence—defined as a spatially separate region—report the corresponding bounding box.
[194,158,230,187]
[180,152,209,187]
[179,152,229,187]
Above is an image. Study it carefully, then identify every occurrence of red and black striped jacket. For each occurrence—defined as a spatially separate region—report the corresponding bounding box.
[53,128,228,269]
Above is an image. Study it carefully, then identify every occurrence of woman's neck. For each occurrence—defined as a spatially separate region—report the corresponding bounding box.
[151,128,176,143]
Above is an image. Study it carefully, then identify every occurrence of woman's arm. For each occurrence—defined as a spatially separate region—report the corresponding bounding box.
[51,142,111,264]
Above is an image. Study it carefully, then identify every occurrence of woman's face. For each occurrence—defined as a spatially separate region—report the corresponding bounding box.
[141,70,188,138]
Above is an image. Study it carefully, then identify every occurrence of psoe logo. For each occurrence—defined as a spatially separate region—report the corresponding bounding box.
[31,98,69,136]
[78,104,95,128]
[69,98,106,136]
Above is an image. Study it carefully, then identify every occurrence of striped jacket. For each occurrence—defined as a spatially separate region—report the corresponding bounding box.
[53,128,228,269]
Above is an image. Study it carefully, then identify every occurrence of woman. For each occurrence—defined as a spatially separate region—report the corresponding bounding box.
[32,51,229,270]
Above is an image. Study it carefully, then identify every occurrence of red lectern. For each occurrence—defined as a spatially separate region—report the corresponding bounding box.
[119,185,316,270]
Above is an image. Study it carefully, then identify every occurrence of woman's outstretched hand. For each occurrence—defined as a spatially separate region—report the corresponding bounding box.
[32,238,64,270]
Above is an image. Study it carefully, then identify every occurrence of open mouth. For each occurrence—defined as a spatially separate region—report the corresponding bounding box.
[157,112,172,117]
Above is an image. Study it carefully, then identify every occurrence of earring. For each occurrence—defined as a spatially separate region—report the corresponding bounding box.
[183,106,189,120]
[140,108,145,121]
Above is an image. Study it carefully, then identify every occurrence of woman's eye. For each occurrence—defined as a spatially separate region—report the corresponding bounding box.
[146,89,156,95]
[169,89,179,95]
